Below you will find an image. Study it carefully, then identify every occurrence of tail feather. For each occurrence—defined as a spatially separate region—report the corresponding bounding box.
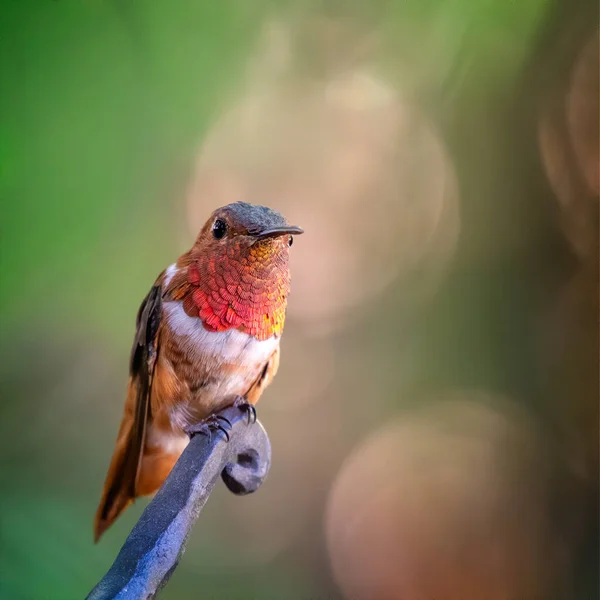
[94,419,137,543]
[94,421,186,542]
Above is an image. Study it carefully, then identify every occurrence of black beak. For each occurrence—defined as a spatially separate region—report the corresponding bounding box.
[255,225,304,240]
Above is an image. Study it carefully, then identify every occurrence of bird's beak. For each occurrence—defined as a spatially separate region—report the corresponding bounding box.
[254,225,304,240]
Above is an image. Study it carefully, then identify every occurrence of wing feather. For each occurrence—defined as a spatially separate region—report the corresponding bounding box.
[93,285,162,541]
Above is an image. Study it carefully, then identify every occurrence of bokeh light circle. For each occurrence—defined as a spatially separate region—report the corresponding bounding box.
[326,393,571,600]
[186,19,460,336]
[538,29,599,259]
[567,30,599,198]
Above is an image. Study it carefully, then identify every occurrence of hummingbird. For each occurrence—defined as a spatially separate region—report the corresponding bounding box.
[94,202,303,542]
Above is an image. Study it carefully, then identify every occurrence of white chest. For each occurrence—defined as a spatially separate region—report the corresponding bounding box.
[164,300,280,368]
[163,300,280,429]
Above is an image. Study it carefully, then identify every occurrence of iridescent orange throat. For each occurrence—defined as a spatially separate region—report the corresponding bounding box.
[180,241,291,341]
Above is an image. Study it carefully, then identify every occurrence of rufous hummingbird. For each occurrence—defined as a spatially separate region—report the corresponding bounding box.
[94,202,303,542]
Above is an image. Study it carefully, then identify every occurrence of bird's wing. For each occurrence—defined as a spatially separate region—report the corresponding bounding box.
[93,284,162,542]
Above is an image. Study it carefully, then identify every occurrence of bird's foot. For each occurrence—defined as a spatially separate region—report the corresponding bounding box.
[233,396,257,424]
[186,414,232,443]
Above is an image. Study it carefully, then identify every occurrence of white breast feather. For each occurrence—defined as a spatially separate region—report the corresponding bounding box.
[147,427,189,454]
[163,263,178,287]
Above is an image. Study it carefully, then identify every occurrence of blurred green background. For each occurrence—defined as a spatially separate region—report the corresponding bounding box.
[1,1,597,599]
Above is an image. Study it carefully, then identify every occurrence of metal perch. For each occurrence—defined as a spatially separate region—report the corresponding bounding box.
[87,404,271,600]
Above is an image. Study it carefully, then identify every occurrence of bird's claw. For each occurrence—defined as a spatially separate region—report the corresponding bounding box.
[215,415,232,428]
[233,396,257,424]
[186,414,232,443]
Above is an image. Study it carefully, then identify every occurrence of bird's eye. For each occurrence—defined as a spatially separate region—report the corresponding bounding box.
[288,235,294,247]
[212,219,227,239]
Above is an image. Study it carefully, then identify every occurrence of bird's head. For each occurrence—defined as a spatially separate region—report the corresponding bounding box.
[185,202,303,339]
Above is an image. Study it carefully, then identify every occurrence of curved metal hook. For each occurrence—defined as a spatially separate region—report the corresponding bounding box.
[87,405,271,600]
